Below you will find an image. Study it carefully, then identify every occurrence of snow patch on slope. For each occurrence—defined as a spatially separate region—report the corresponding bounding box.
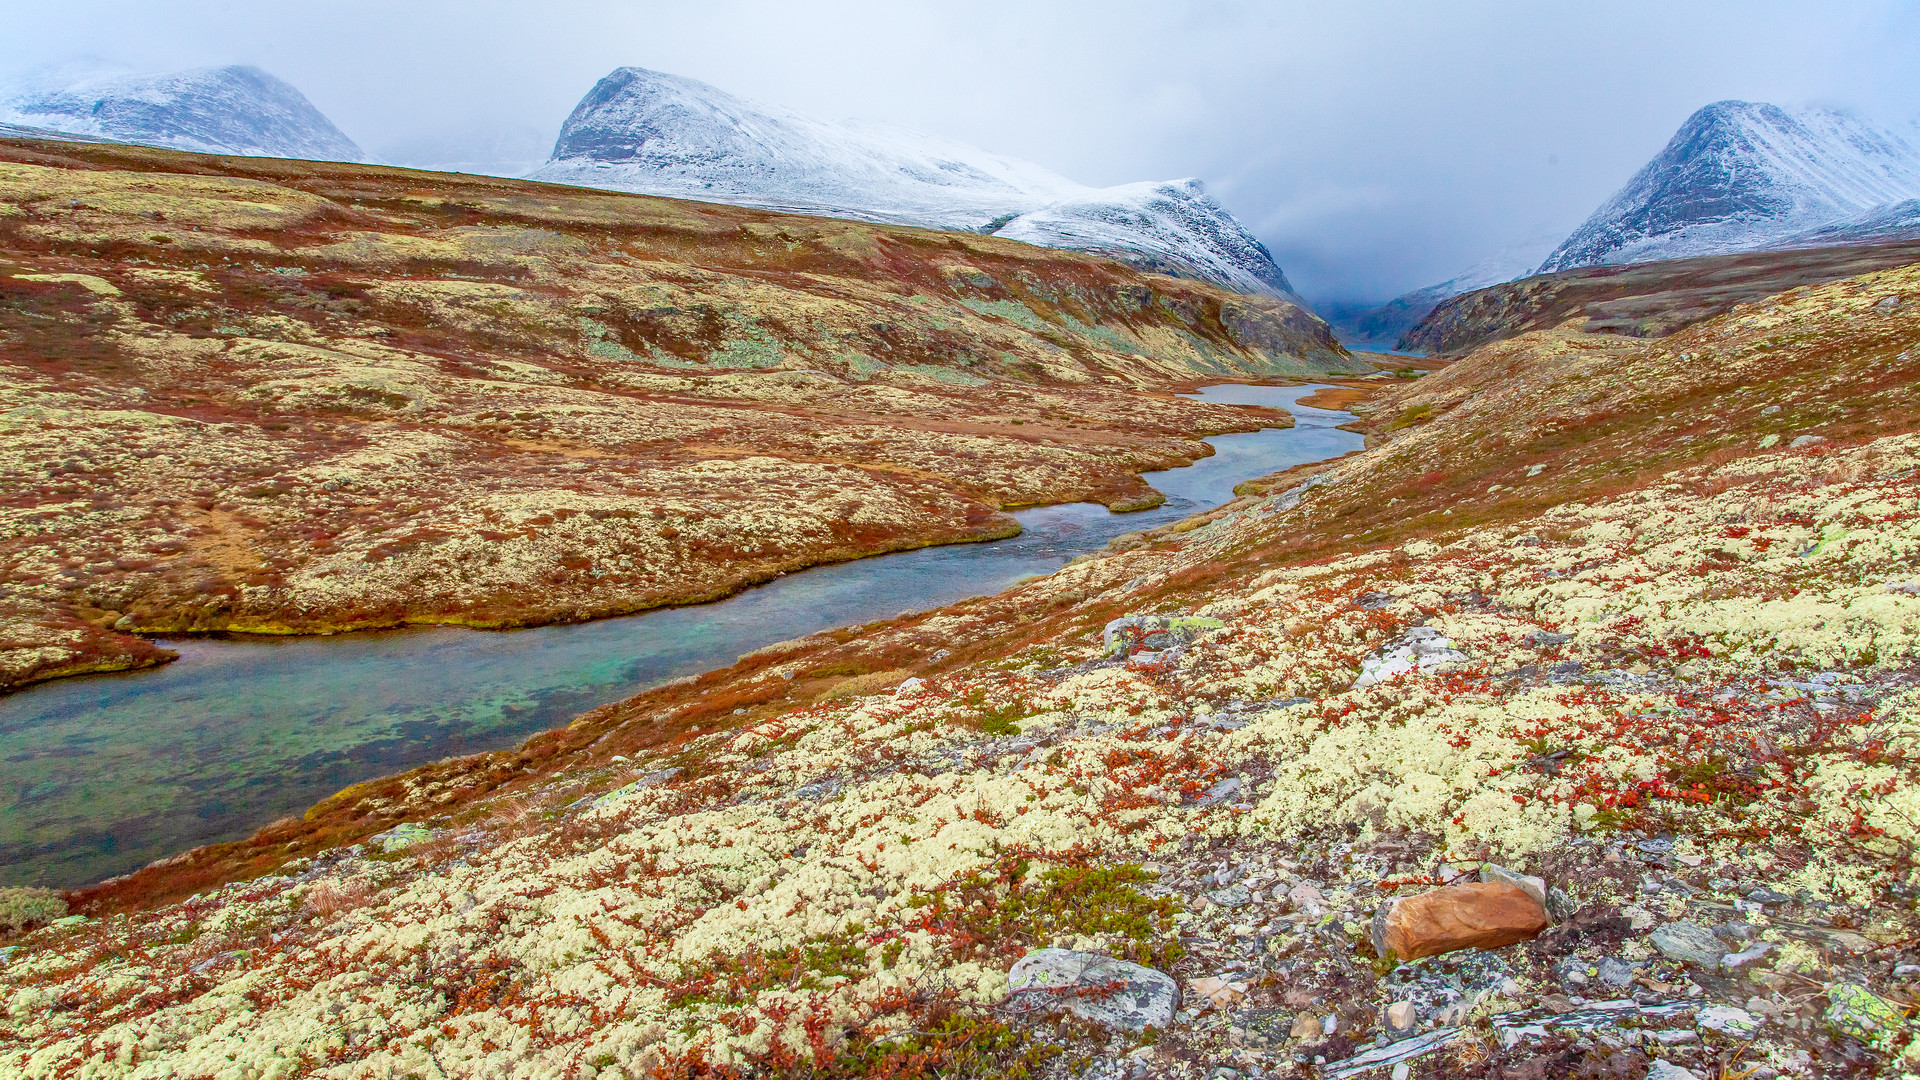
[0,64,361,162]
[532,68,1294,298]
[1540,100,1920,272]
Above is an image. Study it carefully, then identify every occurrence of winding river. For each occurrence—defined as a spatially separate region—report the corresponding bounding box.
[0,385,1362,887]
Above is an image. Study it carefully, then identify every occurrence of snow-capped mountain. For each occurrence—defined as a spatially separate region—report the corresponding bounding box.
[1539,100,1920,272]
[531,67,1296,298]
[1326,228,1563,348]
[0,64,360,161]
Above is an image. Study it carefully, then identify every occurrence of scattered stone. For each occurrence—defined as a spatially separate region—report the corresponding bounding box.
[1524,630,1573,648]
[1006,949,1178,1031]
[1649,922,1726,967]
[1647,1062,1700,1080]
[1721,943,1774,971]
[1355,627,1470,688]
[1651,1029,1699,1045]
[1102,614,1226,657]
[1824,982,1906,1048]
[1189,975,1249,1010]
[1320,1028,1462,1080]
[1206,884,1253,908]
[1545,886,1579,922]
[1480,863,1547,907]
[1622,905,1657,931]
[893,677,926,696]
[1759,404,1782,416]
[1596,957,1635,987]
[1887,581,1920,595]
[374,822,433,853]
[1788,434,1828,450]
[1195,777,1243,808]
[1290,1014,1324,1042]
[1697,1005,1759,1038]
[1746,887,1792,905]
[1355,591,1393,609]
[1385,1000,1416,1034]
[1288,882,1330,916]
[1370,882,1549,962]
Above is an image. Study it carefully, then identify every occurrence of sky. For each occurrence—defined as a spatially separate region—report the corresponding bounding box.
[3,1,1916,304]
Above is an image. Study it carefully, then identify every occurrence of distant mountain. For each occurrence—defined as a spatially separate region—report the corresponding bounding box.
[1324,229,1563,348]
[0,64,360,161]
[531,67,1296,298]
[1539,100,1920,272]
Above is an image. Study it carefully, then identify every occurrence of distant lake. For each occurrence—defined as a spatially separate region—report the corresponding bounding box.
[0,384,1363,887]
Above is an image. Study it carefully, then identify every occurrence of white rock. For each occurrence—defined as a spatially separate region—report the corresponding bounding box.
[1354,627,1468,688]
[1006,949,1178,1031]
[1647,1062,1701,1080]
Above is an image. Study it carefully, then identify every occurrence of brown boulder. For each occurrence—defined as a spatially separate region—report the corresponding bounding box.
[1370,881,1549,962]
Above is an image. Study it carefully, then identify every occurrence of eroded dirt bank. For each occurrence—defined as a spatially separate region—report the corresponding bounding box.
[6,259,1916,1077]
[0,138,1368,692]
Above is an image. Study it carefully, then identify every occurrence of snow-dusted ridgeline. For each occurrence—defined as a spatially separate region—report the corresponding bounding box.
[531,68,1297,298]
[0,64,361,161]
[1540,100,1920,272]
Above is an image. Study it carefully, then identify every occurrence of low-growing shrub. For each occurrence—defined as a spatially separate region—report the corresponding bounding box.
[0,887,68,934]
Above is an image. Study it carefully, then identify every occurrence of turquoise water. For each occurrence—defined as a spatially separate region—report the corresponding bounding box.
[0,385,1361,887]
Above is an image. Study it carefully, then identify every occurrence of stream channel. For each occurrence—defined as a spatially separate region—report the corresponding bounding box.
[0,384,1362,887]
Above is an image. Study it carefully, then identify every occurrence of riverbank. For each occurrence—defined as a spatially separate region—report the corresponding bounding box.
[1,386,1366,889]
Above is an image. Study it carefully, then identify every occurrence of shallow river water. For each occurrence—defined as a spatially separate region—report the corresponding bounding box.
[0,385,1361,886]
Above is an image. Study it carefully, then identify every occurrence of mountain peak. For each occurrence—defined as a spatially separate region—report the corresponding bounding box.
[0,64,361,162]
[533,67,1296,299]
[1539,99,1920,272]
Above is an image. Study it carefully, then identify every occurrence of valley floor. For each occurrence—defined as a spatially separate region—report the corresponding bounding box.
[2,259,1916,1077]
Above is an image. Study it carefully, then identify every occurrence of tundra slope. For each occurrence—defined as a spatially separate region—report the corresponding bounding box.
[0,136,1359,693]
[11,256,1919,1078]
[1403,237,1920,356]
[532,67,1297,299]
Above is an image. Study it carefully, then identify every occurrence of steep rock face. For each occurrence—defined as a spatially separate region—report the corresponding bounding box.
[1539,100,1920,272]
[0,65,360,161]
[532,67,1297,298]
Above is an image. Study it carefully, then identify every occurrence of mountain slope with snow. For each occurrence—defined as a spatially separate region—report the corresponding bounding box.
[0,65,360,161]
[531,68,1295,297]
[1539,100,1920,272]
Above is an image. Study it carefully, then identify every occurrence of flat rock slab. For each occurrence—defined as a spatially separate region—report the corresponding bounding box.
[1007,949,1178,1031]
[1650,921,1726,966]
[1372,881,1548,962]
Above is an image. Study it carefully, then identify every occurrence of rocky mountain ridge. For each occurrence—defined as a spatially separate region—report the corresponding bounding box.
[531,67,1298,299]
